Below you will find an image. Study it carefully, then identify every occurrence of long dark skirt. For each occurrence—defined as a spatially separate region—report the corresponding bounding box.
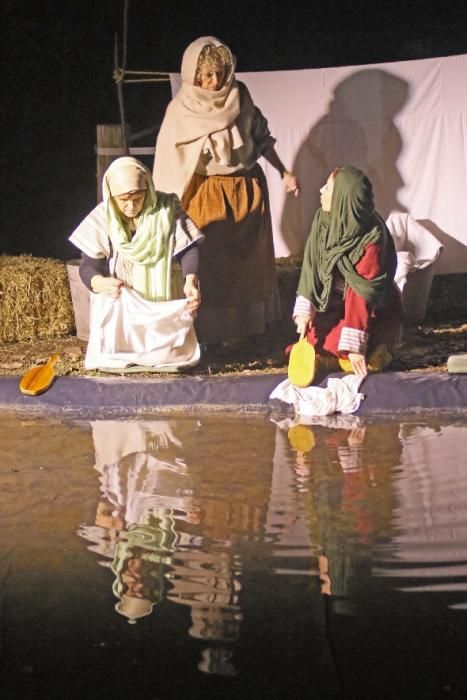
[183,164,281,344]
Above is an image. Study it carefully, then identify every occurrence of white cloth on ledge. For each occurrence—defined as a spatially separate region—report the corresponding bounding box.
[385,211,443,291]
[85,287,200,370]
[269,373,366,417]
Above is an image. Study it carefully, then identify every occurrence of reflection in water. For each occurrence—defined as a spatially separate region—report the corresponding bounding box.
[71,412,467,694]
[372,422,467,609]
[274,414,467,698]
[111,515,176,622]
[4,412,463,695]
[77,418,264,677]
[274,414,399,616]
[168,547,241,677]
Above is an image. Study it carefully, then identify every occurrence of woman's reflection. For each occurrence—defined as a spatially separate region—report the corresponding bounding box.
[77,417,269,676]
[111,513,177,623]
[77,419,199,623]
[277,415,399,613]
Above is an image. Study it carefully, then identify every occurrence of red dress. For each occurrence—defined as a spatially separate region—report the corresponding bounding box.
[306,242,403,358]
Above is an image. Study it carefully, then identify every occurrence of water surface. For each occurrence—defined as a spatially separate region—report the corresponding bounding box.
[1,412,467,699]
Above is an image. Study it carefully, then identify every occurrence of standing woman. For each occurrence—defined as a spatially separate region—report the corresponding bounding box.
[294,165,403,378]
[69,156,204,370]
[154,36,299,346]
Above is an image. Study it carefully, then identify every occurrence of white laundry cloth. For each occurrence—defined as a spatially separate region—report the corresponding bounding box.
[272,413,364,431]
[85,287,200,370]
[270,373,366,417]
[385,212,443,291]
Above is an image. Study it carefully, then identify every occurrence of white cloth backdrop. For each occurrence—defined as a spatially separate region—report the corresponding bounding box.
[169,53,467,273]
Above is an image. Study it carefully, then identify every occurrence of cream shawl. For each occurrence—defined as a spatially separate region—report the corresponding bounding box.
[153,36,262,198]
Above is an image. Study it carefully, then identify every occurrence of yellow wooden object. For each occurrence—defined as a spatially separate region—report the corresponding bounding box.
[288,337,316,387]
[288,425,316,452]
[19,354,60,396]
[338,356,353,373]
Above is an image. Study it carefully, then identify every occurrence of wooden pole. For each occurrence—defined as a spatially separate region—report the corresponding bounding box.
[95,124,129,202]
[114,31,129,157]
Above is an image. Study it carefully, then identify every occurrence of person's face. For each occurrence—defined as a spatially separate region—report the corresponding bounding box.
[197,63,225,91]
[320,174,335,212]
[113,190,146,219]
[122,557,144,596]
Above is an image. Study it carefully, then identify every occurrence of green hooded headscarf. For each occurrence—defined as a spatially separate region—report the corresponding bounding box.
[297,166,396,311]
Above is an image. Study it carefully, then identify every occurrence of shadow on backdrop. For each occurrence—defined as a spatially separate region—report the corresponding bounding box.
[281,69,410,254]
[419,219,467,274]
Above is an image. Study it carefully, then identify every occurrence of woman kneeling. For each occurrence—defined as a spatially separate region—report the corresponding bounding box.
[294,165,403,379]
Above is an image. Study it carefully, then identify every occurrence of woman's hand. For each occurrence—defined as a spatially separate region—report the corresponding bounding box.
[283,171,300,197]
[295,315,311,337]
[261,145,300,196]
[347,426,367,446]
[348,352,368,376]
[184,274,201,316]
[91,275,124,298]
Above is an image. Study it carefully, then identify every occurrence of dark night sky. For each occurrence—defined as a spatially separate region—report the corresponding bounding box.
[2,0,467,259]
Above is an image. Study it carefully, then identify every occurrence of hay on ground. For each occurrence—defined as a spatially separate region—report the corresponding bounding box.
[0,255,75,343]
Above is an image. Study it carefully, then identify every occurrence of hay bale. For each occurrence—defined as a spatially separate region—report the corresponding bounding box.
[0,255,75,343]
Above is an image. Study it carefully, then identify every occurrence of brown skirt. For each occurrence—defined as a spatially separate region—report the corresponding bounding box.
[182,164,281,343]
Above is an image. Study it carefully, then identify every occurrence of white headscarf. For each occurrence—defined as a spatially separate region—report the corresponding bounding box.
[153,36,257,198]
[106,158,148,196]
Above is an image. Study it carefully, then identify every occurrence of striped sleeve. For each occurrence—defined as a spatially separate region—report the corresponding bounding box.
[68,203,110,259]
[293,295,316,319]
[338,327,369,355]
[172,197,205,256]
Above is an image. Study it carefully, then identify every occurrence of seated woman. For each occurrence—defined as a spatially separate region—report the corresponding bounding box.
[293,165,403,379]
[69,156,204,370]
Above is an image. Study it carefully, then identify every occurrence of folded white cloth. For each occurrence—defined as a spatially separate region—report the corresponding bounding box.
[269,373,366,417]
[393,251,415,291]
[385,211,443,291]
[85,287,200,370]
